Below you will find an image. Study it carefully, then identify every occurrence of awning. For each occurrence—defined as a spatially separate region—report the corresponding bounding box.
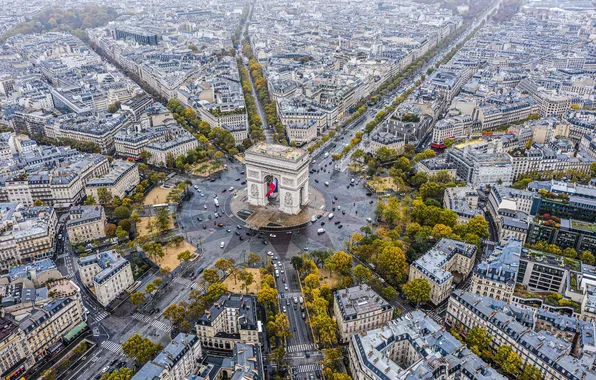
[63,321,88,341]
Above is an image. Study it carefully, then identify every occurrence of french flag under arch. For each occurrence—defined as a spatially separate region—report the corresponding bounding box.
[266,178,278,198]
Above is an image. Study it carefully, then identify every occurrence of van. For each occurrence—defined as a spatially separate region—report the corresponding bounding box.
[328,213,334,220]
[317,228,325,234]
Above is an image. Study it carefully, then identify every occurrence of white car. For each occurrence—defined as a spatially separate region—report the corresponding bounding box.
[284,284,288,290]
[267,251,274,256]
[281,269,285,274]
[229,187,234,191]
[283,306,287,313]
[220,242,225,248]
[269,234,276,238]
[204,205,208,209]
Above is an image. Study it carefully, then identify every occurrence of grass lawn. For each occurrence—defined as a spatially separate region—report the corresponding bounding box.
[136,216,174,236]
[192,160,224,177]
[367,176,397,192]
[319,268,342,289]
[223,268,263,295]
[157,240,197,270]
[144,187,172,205]
[572,220,596,232]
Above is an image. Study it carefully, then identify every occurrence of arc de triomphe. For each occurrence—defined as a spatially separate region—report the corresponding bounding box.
[244,142,310,215]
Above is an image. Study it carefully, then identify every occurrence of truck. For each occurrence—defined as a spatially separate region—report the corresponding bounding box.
[214,198,219,207]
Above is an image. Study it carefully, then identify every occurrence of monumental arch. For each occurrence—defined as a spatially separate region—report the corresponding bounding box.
[244,142,310,215]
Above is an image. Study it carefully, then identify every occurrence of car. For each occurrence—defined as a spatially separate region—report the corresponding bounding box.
[226,229,231,233]
[204,205,208,209]
[274,256,279,261]
[235,231,240,236]
[335,221,340,225]
[202,223,206,229]
[302,312,307,319]
[102,366,110,373]
[267,251,274,256]
[293,296,298,303]
[214,194,217,198]
[284,284,288,290]
[275,270,279,278]
[338,225,343,229]
[366,217,372,222]
[201,193,205,197]
[190,276,196,281]
[239,236,244,241]
[197,217,202,221]
[321,222,325,226]
[314,179,319,183]
[342,210,345,215]
[240,171,245,174]
[269,233,276,238]
[286,231,292,234]
[280,291,285,298]
[229,187,234,191]
[286,299,291,306]
[299,296,304,303]
[235,178,240,181]
[218,223,224,227]
[237,225,242,229]
[194,185,199,190]
[369,200,374,204]
[241,181,246,185]
[281,269,284,274]
[84,307,90,315]
[282,306,287,312]
[210,178,216,182]
[309,374,315,380]
[214,212,219,217]
[334,196,338,200]
[222,189,227,193]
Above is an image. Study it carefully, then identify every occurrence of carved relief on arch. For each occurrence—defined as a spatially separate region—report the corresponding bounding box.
[248,170,260,179]
[284,192,293,206]
[282,177,293,186]
[250,184,259,198]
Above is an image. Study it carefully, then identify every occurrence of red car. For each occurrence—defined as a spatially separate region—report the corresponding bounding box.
[282,277,286,283]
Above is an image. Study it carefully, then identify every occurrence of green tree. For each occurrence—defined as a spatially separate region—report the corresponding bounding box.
[238,269,255,294]
[97,187,113,205]
[502,350,522,375]
[121,334,163,365]
[129,292,145,306]
[291,255,304,272]
[142,241,165,261]
[467,215,490,239]
[353,264,372,284]
[105,223,117,236]
[325,251,352,275]
[101,368,134,380]
[114,206,131,220]
[519,364,543,380]
[107,101,121,114]
[381,286,398,301]
[310,249,332,266]
[377,246,408,284]
[155,206,170,232]
[33,199,46,206]
[203,268,220,285]
[402,278,431,304]
[177,250,193,262]
[313,314,338,348]
[465,326,493,355]
[268,312,292,340]
[270,346,287,369]
[206,283,228,302]
[115,226,128,241]
[494,345,512,367]
[247,252,261,267]
[84,195,97,205]
[304,273,321,292]
[257,285,278,307]
[581,250,595,265]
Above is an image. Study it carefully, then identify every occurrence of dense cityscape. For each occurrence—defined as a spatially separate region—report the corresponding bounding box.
[0,0,595,379]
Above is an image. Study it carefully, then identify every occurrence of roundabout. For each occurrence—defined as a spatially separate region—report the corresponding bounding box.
[228,185,329,231]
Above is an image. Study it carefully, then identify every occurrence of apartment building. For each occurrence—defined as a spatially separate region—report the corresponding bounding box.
[471,238,522,302]
[476,100,534,130]
[195,293,259,350]
[348,310,505,380]
[78,250,134,307]
[0,317,32,380]
[447,145,514,187]
[187,343,264,380]
[416,157,457,178]
[19,297,85,363]
[132,333,202,380]
[286,122,318,146]
[581,285,596,322]
[197,107,248,144]
[145,133,198,167]
[66,205,106,244]
[526,180,596,253]
[486,185,533,241]
[44,112,129,154]
[333,285,393,343]
[442,186,483,223]
[114,125,166,159]
[447,291,596,380]
[409,239,477,305]
[85,160,140,200]
[510,143,593,181]
[431,114,473,145]
[0,203,58,267]
[516,248,580,294]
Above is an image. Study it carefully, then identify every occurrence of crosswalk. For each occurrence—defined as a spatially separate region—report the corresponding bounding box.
[101,340,122,354]
[287,343,316,353]
[131,313,172,332]
[92,310,109,322]
[296,364,320,374]
[427,310,443,324]
[172,277,204,292]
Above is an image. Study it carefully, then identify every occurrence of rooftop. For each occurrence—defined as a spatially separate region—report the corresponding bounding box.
[245,142,308,163]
